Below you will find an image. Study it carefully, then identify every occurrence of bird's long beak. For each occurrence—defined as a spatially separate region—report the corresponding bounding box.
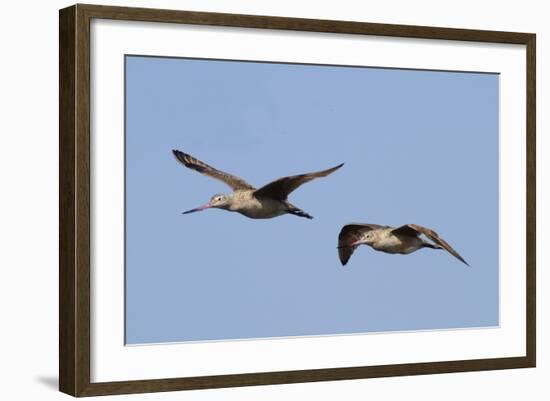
[182,203,211,215]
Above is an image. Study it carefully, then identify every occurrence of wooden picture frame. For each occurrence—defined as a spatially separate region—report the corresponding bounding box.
[59,3,536,397]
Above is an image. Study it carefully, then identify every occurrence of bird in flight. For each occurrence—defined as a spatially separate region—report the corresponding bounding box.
[337,223,468,266]
[173,149,343,219]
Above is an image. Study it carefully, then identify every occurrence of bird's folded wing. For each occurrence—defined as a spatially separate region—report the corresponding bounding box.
[338,223,382,266]
[172,150,255,191]
[393,224,469,266]
[254,163,344,200]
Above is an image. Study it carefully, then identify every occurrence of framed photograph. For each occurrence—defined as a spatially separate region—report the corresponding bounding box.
[59,4,536,397]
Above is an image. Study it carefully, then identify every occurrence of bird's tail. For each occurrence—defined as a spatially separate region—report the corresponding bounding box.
[287,206,313,219]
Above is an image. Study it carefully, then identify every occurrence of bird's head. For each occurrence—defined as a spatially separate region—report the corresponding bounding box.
[354,231,377,246]
[182,193,231,215]
[209,193,231,208]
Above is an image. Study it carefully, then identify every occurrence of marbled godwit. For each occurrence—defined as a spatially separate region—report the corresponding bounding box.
[337,223,468,266]
[173,149,343,219]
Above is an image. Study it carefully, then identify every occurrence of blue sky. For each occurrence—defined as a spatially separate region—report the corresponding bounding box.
[125,55,499,344]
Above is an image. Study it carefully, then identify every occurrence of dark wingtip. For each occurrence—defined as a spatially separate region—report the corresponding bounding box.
[453,251,469,266]
[172,149,191,166]
[337,243,350,266]
[340,254,350,266]
[453,253,469,266]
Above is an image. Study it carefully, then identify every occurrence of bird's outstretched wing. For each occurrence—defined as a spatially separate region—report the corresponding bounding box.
[392,224,469,266]
[254,163,344,200]
[172,150,255,191]
[337,223,382,266]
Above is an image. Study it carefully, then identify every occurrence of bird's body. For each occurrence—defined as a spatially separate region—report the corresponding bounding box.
[367,227,425,254]
[338,223,468,266]
[222,190,295,219]
[172,150,343,219]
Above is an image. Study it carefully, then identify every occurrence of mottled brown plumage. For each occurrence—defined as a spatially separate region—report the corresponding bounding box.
[391,224,468,265]
[254,164,345,200]
[173,150,255,191]
[337,223,468,266]
[173,149,343,219]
